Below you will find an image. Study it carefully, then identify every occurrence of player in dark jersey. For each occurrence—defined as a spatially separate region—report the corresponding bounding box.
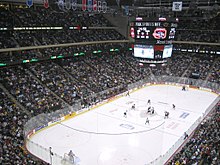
[124,111,127,118]
[164,111,169,119]
[145,117,149,124]
[131,104,135,110]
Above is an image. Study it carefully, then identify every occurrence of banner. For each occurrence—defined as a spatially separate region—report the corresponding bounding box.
[93,0,97,11]
[102,1,107,13]
[66,0,71,10]
[71,0,77,11]
[82,0,87,11]
[172,2,182,11]
[43,0,49,8]
[57,0,64,10]
[88,0,93,12]
[26,0,33,7]
[97,1,102,13]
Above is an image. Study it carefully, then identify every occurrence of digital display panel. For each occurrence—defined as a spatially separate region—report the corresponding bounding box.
[163,45,173,58]
[134,45,154,59]
[130,20,177,45]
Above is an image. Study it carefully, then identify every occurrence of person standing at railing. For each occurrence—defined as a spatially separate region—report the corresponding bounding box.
[126,90,130,96]
[182,85,186,91]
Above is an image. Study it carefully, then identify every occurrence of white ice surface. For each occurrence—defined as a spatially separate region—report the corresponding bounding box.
[27,85,218,165]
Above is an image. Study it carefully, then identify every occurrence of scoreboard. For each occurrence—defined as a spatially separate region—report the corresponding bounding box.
[129,17,178,63]
[130,19,178,45]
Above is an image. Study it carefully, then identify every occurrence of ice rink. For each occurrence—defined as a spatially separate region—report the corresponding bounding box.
[28,85,218,165]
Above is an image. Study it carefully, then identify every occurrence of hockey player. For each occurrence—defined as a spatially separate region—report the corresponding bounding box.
[147,99,151,105]
[172,104,176,109]
[147,106,151,113]
[164,111,169,119]
[151,107,155,114]
[184,132,188,140]
[131,104,135,110]
[124,111,127,118]
[145,117,150,125]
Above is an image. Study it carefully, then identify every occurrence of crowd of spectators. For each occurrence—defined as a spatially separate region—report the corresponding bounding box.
[0,4,124,49]
[176,15,220,43]
[0,7,14,28]
[208,57,220,84]
[176,30,220,43]
[0,3,219,165]
[0,50,42,64]
[182,54,215,80]
[10,7,112,27]
[168,105,220,165]
[0,31,18,49]
[28,62,91,106]
[7,29,124,48]
[13,31,40,47]
[0,66,66,116]
[167,52,193,77]
[0,43,127,63]
[149,51,220,82]
[56,45,151,93]
[150,52,194,77]
[0,5,112,28]
[0,88,46,165]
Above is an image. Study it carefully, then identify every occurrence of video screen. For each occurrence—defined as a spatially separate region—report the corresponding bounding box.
[134,45,154,59]
[162,45,173,58]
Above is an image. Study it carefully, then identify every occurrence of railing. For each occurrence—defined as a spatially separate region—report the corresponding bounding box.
[148,116,203,165]
[26,140,64,165]
[0,40,129,53]
[24,76,220,165]
[148,96,220,165]
[24,84,127,165]
[146,76,220,165]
